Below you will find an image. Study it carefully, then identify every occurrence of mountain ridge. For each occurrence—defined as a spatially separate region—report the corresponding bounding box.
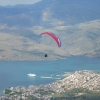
[0,0,100,60]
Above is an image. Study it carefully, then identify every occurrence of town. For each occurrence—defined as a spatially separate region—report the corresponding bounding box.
[1,70,100,100]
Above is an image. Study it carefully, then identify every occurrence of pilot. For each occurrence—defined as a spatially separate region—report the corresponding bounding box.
[45,54,48,57]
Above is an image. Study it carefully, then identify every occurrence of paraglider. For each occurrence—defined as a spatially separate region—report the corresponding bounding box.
[40,32,61,57]
[40,32,61,47]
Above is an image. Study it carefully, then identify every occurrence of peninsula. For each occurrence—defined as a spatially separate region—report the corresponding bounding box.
[1,70,100,100]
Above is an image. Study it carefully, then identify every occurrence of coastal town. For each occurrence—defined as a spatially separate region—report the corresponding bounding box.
[1,70,100,100]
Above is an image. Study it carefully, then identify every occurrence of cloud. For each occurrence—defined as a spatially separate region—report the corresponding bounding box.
[0,0,41,6]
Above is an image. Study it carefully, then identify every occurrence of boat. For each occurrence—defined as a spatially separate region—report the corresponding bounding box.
[27,73,36,77]
[41,76,52,78]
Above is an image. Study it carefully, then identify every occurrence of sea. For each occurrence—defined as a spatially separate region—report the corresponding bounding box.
[0,56,100,95]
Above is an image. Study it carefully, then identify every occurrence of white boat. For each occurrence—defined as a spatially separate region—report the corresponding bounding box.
[41,76,52,78]
[27,73,36,77]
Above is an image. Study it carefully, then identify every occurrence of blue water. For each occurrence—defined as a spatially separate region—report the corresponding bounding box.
[0,56,100,95]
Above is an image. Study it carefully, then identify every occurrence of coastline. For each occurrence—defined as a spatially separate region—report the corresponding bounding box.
[0,56,100,98]
[1,70,100,99]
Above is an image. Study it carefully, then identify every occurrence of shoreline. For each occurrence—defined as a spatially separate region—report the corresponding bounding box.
[1,70,100,99]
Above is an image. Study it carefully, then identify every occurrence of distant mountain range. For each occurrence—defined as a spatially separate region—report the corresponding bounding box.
[0,0,100,60]
[0,0,100,27]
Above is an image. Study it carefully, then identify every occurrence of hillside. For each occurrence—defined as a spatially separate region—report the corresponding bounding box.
[0,0,100,60]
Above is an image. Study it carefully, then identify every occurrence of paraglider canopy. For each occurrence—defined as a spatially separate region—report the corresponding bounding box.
[40,32,61,47]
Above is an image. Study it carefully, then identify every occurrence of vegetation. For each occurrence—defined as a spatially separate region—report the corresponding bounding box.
[5,89,12,94]
[36,89,55,95]
[27,96,39,100]
[51,88,100,100]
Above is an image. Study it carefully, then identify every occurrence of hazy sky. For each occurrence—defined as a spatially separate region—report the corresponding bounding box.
[0,0,41,6]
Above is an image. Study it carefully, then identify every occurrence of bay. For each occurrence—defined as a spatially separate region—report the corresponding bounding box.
[0,56,100,95]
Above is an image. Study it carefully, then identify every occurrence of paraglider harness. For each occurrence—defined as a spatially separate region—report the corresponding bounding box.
[45,54,48,57]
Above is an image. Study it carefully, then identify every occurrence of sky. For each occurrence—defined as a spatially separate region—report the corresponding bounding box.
[0,0,41,6]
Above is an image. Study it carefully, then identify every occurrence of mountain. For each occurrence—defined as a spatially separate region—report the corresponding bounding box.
[0,0,100,27]
[0,0,100,60]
